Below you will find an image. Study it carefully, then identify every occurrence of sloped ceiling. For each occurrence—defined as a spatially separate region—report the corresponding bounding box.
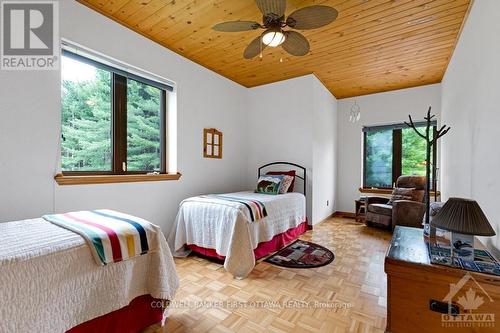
[78,0,472,98]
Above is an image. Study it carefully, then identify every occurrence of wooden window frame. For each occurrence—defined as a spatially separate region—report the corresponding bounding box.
[362,123,437,190]
[57,52,174,185]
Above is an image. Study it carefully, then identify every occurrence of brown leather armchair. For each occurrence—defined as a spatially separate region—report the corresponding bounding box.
[365,176,426,231]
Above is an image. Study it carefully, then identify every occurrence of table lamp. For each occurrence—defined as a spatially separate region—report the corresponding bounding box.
[431,198,496,261]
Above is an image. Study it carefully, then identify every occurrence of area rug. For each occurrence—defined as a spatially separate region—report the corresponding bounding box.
[264,240,334,268]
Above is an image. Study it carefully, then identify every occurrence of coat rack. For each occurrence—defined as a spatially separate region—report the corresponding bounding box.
[404,107,450,231]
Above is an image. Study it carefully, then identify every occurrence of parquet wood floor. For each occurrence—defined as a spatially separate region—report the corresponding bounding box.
[161,218,391,333]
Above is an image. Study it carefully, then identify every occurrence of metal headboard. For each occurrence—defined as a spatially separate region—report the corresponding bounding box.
[258,162,307,196]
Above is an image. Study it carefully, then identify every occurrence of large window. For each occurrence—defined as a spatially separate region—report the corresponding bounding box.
[61,50,171,175]
[363,122,436,189]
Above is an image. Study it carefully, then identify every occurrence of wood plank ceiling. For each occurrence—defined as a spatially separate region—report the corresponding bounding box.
[77,0,471,98]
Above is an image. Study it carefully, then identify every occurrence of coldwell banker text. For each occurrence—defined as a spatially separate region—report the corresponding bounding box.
[1,0,59,70]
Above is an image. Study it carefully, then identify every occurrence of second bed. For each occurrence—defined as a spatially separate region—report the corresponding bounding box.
[172,162,308,278]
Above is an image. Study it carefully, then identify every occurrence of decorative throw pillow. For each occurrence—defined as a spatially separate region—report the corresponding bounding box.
[388,188,416,205]
[256,175,284,195]
[266,170,296,192]
[278,175,294,194]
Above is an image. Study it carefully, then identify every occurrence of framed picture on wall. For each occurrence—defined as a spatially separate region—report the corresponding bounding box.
[204,128,223,159]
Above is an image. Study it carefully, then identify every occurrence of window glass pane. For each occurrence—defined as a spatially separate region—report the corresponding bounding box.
[61,55,112,171]
[365,130,393,188]
[402,126,433,182]
[127,79,162,172]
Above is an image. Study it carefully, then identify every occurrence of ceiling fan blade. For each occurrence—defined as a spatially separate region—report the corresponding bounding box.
[213,21,261,32]
[244,36,266,59]
[255,0,286,17]
[282,31,310,56]
[286,5,338,30]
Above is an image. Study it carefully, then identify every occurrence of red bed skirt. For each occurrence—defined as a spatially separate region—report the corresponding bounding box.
[67,295,163,333]
[188,220,310,261]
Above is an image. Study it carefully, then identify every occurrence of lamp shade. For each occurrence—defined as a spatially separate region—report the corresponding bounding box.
[431,198,496,236]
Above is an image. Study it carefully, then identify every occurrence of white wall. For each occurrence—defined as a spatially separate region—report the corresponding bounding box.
[337,84,442,213]
[312,78,338,223]
[441,0,500,253]
[246,75,337,224]
[246,75,314,221]
[0,1,248,237]
[0,70,61,220]
[1,0,453,237]
[0,1,338,233]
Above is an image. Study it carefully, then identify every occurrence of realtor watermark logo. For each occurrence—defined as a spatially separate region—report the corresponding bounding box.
[1,0,59,70]
[441,273,495,329]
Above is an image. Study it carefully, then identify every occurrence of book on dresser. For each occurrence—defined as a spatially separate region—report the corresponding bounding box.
[385,226,500,333]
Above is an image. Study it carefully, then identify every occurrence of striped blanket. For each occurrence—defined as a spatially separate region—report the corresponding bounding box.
[199,194,268,222]
[43,210,156,265]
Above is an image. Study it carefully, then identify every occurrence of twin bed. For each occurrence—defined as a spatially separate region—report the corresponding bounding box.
[0,162,307,331]
[0,211,178,333]
[172,162,309,278]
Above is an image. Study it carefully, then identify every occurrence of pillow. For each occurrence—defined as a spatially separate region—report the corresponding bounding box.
[278,175,294,194]
[266,170,296,192]
[388,188,416,205]
[256,175,284,195]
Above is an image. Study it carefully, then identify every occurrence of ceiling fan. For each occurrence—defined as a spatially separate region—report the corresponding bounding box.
[212,0,338,59]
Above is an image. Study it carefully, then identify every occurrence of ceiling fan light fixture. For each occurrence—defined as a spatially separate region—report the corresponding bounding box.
[214,2,339,59]
[262,29,286,47]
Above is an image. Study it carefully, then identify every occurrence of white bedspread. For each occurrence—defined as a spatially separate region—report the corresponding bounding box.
[171,191,306,278]
[0,217,179,333]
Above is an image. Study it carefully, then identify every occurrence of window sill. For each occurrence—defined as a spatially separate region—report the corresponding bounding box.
[359,187,441,196]
[55,173,182,186]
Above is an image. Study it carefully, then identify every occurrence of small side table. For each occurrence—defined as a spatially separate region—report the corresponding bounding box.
[355,198,366,222]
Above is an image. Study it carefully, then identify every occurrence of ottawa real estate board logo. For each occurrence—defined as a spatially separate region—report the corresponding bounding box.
[1,0,59,70]
[441,273,495,329]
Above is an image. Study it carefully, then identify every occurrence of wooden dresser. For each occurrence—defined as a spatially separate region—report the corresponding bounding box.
[385,226,500,333]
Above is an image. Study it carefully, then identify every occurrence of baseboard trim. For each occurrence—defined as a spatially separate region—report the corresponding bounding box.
[332,211,356,219]
[311,212,340,226]
[314,211,358,225]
